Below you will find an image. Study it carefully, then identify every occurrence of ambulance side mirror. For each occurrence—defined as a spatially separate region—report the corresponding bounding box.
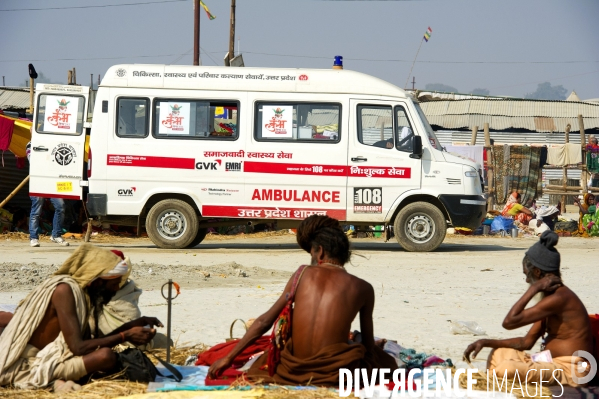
[410,136,423,159]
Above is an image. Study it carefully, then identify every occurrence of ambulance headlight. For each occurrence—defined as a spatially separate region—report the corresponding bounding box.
[464,170,478,177]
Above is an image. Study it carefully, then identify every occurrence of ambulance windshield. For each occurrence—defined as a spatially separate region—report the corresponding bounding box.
[414,103,441,151]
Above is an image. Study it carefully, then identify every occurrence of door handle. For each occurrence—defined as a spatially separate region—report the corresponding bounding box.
[351,156,368,162]
[33,146,48,152]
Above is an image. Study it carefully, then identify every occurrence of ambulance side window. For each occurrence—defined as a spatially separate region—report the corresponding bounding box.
[116,98,149,138]
[357,105,393,149]
[254,102,341,143]
[152,99,239,140]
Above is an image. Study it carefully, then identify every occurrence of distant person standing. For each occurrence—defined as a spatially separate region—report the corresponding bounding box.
[26,142,69,247]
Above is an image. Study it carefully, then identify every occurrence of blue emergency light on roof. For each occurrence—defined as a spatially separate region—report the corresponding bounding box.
[333,55,343,70]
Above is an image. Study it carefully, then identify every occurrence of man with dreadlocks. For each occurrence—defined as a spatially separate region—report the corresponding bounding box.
[464,231,593,387]
[0,244,162,391]
[208,215,397,386]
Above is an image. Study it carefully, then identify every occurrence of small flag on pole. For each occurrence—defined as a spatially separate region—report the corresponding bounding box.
[423,27,432,42]
[199,1,216,20]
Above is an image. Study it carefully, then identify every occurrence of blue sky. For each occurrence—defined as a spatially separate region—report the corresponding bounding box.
[1,0,598,99]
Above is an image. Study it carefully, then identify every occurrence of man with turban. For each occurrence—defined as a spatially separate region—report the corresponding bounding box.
[0,244,162,391]
[464,231,593,387]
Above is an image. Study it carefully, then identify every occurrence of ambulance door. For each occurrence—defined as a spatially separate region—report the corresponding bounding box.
[29,84,90,200]
[236,97,348,221]
[346,100,421,222]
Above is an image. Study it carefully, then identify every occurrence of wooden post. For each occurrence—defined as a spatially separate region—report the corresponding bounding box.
[561,124,570,213]
[228,0,236,64]
[67,70,72,85]
[579,115,588,192]
[0,176,29,209]
[470,126,478,146]
[484,123,494,211]
[28,78,34,113]
[72,67,76,85]
[84,218,93,242]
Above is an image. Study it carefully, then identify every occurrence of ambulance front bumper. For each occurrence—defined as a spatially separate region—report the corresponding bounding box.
[438,194,486,230]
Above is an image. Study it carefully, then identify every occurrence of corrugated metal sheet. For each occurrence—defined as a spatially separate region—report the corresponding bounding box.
[0,153,30,211]
[0,87,31,110]
[420,99,599,132]
[436,130,586,146]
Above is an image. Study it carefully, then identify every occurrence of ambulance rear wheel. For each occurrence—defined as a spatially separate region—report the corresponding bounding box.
[186,228,208,248]
[393,202,446,252]
[146,199,199,249]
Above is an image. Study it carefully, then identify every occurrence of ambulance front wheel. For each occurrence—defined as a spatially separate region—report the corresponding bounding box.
[393,202,446,252]
[146,199,199,249]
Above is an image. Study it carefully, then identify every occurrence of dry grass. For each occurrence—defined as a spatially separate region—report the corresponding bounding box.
[0,378,147,399]
[147,343,210,366]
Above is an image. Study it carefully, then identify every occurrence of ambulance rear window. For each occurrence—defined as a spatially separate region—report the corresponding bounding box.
[35,94,85,135]
[152,99,239,140]
[254,102,341,143]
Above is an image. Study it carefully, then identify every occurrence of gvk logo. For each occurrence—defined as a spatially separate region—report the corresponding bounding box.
[196,159,222,170]
[118,187,136,197]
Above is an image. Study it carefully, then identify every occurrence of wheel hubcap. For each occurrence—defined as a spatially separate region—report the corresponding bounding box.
[405,213,435,244]
[157,209,187,240]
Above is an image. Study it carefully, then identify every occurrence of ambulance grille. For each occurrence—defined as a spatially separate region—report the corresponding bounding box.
[446,178,462,185]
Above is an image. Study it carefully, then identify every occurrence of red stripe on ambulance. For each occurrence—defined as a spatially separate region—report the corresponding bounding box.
[244,161,346,176]
[244,161,410,178]
[202,205,346,220]
[107,154,195,169]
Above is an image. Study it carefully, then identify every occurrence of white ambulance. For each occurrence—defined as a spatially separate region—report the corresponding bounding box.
[29,64,485,251]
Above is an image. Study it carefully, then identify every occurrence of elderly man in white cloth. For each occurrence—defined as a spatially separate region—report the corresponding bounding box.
[0,244,162,392]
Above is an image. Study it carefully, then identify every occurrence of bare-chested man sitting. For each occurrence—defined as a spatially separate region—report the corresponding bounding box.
[464,231,593,387]
[208,215,397,386]
[0,244,162,391]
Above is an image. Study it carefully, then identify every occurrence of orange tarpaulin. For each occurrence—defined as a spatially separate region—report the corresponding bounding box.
[1,114,32,158]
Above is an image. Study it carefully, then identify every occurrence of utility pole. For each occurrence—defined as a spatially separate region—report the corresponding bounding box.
[228,0,236,64]
[411,76,416,91]
[193,0,200,65]
[90,74,93,90]
[2,76,4,86]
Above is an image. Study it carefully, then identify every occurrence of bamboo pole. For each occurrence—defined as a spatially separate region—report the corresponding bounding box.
[545,191,599,196]
[470,126,478,146]
[0,175,30,209]
[561,124,570,213]
[545,184,583,191]
[579,115,588,192]
[484,123,494,211]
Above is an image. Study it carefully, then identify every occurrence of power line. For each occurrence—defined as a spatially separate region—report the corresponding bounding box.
[1,51,597,65]
[0,0,187,12]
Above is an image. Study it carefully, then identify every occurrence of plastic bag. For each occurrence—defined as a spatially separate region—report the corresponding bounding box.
[449,320,486,336]
[490,216,514,233]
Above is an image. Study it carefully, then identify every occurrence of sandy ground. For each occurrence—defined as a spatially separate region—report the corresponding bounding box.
[1,232,597,365]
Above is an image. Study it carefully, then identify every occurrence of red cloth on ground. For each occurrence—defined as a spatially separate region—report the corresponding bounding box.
[195,336,270,368]
[0,116,14,151]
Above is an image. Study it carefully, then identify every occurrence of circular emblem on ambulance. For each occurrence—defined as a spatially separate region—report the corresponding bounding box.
[299,74,308,81]
[52,144,77,166]
[116,68,127,78]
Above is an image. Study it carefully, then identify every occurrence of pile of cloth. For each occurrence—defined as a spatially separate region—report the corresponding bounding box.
[144,336,453,393]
